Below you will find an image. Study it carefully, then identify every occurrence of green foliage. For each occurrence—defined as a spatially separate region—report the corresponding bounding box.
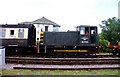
[99,17,120,52]
[98,34,111,52]
[99,17,120,42]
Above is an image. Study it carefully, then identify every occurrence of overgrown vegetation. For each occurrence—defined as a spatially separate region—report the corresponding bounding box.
[98,34,111,52]
[99,17,120,52]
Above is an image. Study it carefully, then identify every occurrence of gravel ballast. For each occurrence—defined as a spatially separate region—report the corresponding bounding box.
[0,64,119,70]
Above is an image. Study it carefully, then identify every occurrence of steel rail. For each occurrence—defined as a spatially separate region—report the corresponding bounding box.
[13,66,120,70]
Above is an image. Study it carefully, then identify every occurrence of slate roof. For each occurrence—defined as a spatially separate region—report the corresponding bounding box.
[32,17,60,27]
[20,21,32,24]
[0,24,32,28]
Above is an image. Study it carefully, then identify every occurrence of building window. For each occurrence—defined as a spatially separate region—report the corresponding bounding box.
[37,31,39,34]
[45,26,48,31]
[18,29,24,38]
[37,24,39,27]
[10,30,14,35]
[53,27,59,32]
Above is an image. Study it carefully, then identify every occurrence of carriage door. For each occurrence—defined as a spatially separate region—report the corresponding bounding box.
[90,27,97,44]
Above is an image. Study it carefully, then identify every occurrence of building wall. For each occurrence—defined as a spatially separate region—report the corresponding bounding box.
[34,24,59,44]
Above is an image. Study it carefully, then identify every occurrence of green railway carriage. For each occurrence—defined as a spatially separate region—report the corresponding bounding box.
[0,24,36,55]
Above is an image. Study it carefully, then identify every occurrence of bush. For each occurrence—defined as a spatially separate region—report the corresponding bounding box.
[98,34,111,53]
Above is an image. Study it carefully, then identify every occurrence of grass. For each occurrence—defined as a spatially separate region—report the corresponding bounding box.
[1,69,120,76]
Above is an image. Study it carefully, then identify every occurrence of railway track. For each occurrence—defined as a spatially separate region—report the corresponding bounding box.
[13,65,120,70]
[2,64,119,70]
[6,54,119,58]
[5,56,120,70]
[6,57,120,65]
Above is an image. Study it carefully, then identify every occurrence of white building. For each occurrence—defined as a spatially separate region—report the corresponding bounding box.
[21,17,60,44]
[32,17,60,43]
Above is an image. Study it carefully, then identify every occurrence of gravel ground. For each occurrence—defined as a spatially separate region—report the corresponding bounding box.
[0,64,119,70]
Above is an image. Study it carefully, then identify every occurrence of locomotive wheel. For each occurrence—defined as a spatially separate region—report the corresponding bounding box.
[118,51,120,56]
[112,50,117,55]
[6,47,16,56]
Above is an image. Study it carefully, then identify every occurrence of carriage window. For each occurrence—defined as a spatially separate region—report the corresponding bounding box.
[18,29,24,38]
[0,29,6,37]
[10,30,14,35]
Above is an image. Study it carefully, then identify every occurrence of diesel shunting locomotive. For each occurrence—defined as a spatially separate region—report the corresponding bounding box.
[39,25,98,55]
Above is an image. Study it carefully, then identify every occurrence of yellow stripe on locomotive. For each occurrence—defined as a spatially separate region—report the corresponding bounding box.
[54,50,89,52]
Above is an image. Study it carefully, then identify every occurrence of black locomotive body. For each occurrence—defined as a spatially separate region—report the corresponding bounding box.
[39,25,98,55]
[0,24,36,55]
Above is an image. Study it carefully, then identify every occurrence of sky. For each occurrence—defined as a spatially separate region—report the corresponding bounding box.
[0,0,119,33]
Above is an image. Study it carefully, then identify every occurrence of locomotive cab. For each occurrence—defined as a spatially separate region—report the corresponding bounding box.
[78,26,98,54]
[79,26,98,46]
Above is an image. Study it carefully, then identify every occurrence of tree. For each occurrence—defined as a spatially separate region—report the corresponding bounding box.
[99,17,120,43]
